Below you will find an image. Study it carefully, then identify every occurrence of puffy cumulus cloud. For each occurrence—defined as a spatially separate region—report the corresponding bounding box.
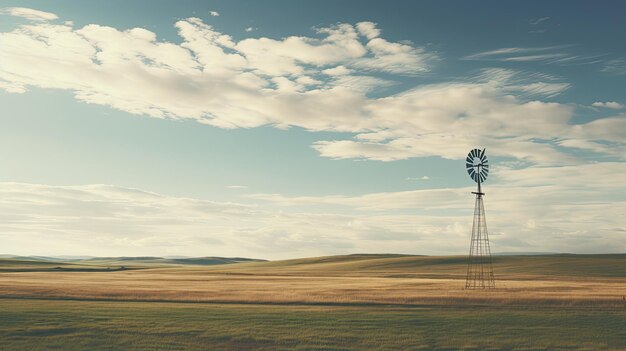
[312,77,579,164]
[0,12,431,131]
[592,101,624,109]
[312,67,623,165]
[352,37,436,74]
[0,9,623,165]
[356,21,380,40]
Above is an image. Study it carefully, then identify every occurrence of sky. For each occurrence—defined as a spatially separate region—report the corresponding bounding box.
[0,0,625,259]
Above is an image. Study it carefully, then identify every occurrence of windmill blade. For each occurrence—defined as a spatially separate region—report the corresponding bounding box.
[481,171,489,182]
[480,148,486,159]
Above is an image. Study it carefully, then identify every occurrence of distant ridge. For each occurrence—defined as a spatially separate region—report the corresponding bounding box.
[494,252,563,256]
[2,253,626,277]
[0,255,267,266]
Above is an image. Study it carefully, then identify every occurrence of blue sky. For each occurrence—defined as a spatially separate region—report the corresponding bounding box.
[0,1,624,258]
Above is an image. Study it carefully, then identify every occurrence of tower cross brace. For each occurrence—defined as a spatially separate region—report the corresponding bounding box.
[465,162,495,289]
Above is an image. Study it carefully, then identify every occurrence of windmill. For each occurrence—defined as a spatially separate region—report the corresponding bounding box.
[465,148,495,289]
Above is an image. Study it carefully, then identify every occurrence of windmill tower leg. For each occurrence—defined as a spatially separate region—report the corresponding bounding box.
[465,194,495,289]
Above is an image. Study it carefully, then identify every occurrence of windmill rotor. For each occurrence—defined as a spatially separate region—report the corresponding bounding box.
[465,148,489,183]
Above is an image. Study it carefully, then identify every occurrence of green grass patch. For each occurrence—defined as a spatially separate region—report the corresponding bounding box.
[1,298,625,350]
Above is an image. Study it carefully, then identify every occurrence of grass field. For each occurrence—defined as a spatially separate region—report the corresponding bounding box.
[1,254,626,350]
[1,299,626,350]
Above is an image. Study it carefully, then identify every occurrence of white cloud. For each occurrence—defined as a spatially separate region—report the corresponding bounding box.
[352,37,436,74]
[0,10,622,166]
[209,11,220,17]
[0,7,58,21]
[245,27,256,32]
[311,75,581,164]
[356,21,380,40]
[0,13,434,132]
[592,101,624,109]
[406,176,430,181]
[501,53,569,62]
[602,59,626,75]
[0,182,483,257]
[3,174,624,258]
[557,139,622,157]
[247,161,626,254]
[463,46,563,60]
[463,46,596,65]
[227,185,248,189]
[322,65,352,76]
[529,17,550,25]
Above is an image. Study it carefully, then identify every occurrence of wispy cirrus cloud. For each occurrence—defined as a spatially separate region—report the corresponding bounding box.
[462,45,601,66]
[602,58,626,75]
[0,7,57,21]
[463,46,574,62]
[406,176,430,181]
[227,185,248,189]
[464,46,560,59]
[529,17,550,25]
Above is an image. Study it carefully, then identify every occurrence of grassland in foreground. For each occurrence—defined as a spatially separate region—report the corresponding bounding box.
[1,298,626,351]
[1,254,626,350]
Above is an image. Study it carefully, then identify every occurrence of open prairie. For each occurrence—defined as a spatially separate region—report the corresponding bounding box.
[1,254,626,350]
[1,254,626,307]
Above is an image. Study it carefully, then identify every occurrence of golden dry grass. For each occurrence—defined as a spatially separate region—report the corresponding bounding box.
[1,254,625,307]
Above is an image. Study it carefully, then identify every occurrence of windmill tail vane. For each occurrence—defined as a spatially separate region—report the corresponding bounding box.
[464,148,495,289]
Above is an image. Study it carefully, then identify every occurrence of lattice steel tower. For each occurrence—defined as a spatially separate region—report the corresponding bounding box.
[465,148,495,289]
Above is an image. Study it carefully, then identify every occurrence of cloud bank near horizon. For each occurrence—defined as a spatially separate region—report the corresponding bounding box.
[1,167,624,258]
